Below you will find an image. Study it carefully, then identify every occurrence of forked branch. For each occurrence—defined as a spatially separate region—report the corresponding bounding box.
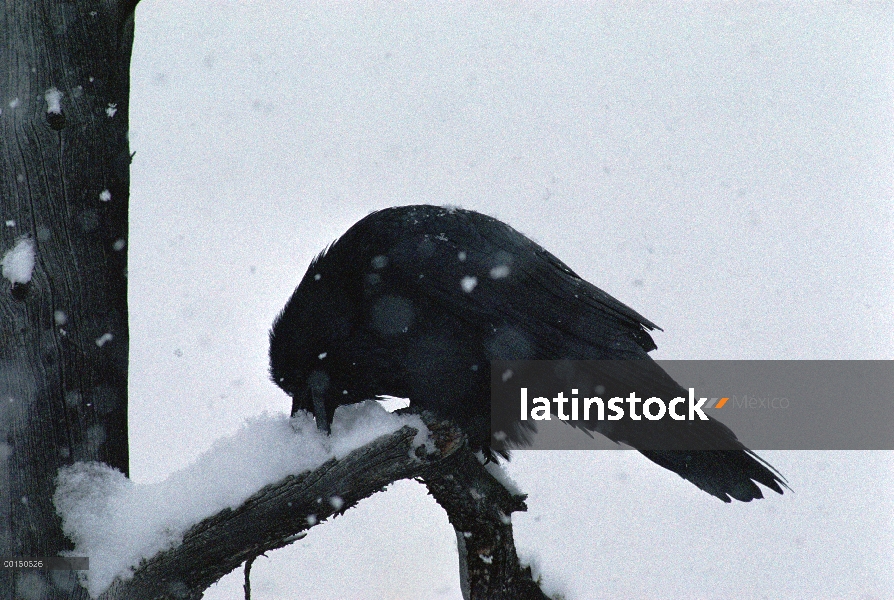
[94,417,551,600]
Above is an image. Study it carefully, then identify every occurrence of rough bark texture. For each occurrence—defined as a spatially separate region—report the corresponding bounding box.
[0,2,137,597]
[421,450,550,600]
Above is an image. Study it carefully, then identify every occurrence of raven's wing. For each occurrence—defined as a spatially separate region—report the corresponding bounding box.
[362,205,787,502]
[374,206,658,359]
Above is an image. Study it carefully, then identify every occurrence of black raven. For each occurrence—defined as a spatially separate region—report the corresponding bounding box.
[270,205,787,502]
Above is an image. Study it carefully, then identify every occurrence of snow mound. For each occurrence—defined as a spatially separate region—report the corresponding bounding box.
[44,87,62,114]
[54,401,431,598]
[1,237,35,285]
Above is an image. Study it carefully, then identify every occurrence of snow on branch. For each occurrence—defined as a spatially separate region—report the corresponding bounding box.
[54,402,443,599]
[55,400,551,600]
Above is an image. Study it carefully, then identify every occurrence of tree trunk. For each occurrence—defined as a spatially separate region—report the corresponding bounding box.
[0,2,137,597]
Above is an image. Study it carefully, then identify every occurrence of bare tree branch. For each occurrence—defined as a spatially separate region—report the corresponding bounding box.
[95,423,443,599]
[242,554,255,600]
[421,450,551,600]
[89,417,551,600]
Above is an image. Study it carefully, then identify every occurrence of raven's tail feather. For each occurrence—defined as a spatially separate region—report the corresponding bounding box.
[639,448,789,503]
[569,360,790,502]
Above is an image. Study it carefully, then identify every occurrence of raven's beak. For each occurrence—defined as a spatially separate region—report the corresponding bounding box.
[310,385,330,434]
[307,370,332,434]
[290,391,304,419]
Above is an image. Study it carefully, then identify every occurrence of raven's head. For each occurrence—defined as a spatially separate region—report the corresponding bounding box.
[269,254,364,433]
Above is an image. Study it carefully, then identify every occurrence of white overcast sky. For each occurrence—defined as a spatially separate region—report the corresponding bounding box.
[127,3,893,599]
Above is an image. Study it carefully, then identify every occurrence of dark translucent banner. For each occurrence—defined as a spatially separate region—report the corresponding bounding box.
[490,360,894,452]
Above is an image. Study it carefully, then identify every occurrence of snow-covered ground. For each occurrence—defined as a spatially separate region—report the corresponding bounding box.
[126,3,893,599]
